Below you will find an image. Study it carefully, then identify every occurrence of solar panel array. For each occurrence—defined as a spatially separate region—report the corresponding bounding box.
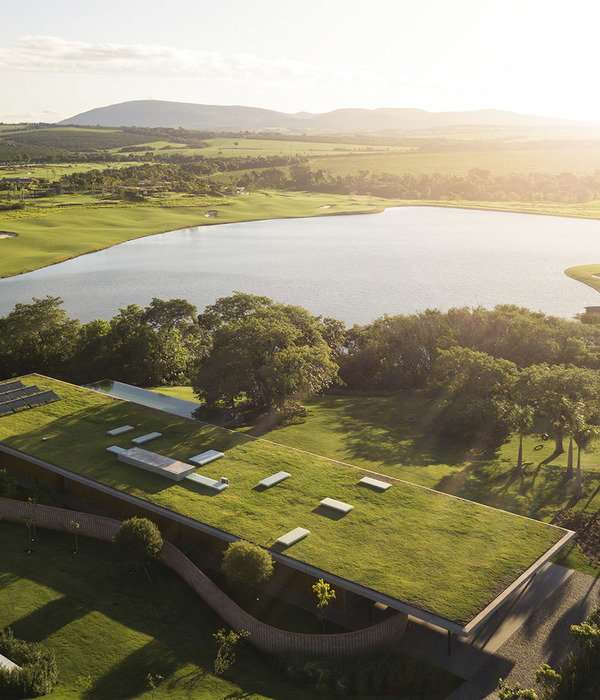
[0,381,61,417]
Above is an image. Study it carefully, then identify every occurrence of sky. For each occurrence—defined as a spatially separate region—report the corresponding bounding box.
[0,0,598,124]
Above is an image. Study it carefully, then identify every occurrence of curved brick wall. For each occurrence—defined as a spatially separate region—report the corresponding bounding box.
[0,498,407,656]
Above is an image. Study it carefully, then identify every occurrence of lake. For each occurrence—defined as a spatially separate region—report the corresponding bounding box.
[1,206,600,325]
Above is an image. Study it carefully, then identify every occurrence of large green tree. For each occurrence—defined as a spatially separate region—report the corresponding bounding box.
[430,347,520,448]
[192,293,338,410]
[0,296,80,380]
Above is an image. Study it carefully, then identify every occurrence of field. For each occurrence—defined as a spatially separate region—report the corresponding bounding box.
[308,145,600,177]
[0,162,139,180]
[122,137,413,159]
[0,375,566,626]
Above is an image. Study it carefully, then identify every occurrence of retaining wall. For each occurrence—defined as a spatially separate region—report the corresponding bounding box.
[0,497,407,657]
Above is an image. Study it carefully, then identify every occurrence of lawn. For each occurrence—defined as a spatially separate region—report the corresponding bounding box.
[236,392,600,575]
[149,388,600,519]
[0,376,566,626]
[0,521,316,699]
[0,191,392,279]
[564,264,600,296]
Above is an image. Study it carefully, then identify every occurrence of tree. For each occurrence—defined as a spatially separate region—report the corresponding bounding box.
[213,628,249,696]
[312,578,336,630]
[430,347,520,448]
[518,364,600,455]
[146,672,163,699]
[0,296,80,381]
[104,304,189,385]
[514,405,534,477]
[567,401,600,499]
[70,520,80,554]
[221,540,274,593]
[192,293,338,412]
[113,517,163,580]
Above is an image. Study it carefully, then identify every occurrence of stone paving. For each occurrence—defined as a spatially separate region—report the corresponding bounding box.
[447,570,600,699]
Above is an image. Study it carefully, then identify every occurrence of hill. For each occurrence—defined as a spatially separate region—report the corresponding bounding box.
[60,100,593,134]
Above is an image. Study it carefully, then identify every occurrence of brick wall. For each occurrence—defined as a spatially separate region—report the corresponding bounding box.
[0,497,407,657]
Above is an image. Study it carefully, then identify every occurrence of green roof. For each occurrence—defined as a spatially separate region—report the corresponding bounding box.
[0,375,567,626]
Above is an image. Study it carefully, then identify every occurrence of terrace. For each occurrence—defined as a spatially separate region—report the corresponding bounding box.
[0,374,573,638]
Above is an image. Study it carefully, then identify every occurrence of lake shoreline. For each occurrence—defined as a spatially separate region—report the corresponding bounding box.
[2,205,599,325]
[2,194,600,282]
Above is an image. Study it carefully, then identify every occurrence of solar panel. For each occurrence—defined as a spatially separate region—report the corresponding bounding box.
[0,384,61,417]
[38,390,61,404]
[4,389,26,401]
[0,381,25,394]
[24,395,46,408]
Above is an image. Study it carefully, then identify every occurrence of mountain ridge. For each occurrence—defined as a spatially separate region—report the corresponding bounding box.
[59,99,594,134]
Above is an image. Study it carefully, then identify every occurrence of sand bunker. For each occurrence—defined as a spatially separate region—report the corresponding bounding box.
[0,232,17,239]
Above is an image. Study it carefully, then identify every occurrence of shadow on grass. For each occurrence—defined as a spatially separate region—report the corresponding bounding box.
[0,524,301,700]
[85,639,180,699]
[11,595,88,643]
[311,504,348,521]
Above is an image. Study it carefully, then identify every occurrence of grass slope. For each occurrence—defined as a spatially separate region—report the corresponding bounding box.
[0,522,315,700]
[0,376,564,625]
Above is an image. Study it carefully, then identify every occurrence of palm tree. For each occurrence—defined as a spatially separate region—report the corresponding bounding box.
[568,400,600,499]
[514,405,534,476]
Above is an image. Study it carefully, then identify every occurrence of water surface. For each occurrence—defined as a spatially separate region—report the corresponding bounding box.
[1,207,599,324]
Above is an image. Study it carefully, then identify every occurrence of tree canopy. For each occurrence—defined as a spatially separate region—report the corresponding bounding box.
[192,293,338,410]
[113,517,163,573]
[221,540,274,592]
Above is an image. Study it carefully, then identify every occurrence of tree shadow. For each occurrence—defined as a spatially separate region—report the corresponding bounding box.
[85,639,180,699]
[1,521,309,699]
[11,595,88,643]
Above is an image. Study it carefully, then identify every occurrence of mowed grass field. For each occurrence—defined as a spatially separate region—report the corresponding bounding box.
[0,522,318,700]
[0,376,565,625]
[308,146,600,177]
[565,264,600,295]
[123,138,412,159]
[0,191,391,279]
[0,162,140,180]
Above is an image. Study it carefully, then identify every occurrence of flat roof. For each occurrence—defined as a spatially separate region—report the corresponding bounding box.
[0,375,573,633]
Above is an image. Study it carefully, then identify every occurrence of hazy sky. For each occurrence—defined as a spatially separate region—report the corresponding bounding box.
[0,0,597,124]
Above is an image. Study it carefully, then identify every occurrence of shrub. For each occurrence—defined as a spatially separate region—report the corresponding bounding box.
[221,540,273,592]
[113,517,163,576]
[276,647,455,696]
[0,628,58,697]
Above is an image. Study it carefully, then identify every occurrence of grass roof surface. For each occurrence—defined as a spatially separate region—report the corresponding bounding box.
[0,375,566,625]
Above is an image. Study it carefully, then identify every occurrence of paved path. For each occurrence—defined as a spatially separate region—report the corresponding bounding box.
[447,569,600,699]
[398,562,573,682]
